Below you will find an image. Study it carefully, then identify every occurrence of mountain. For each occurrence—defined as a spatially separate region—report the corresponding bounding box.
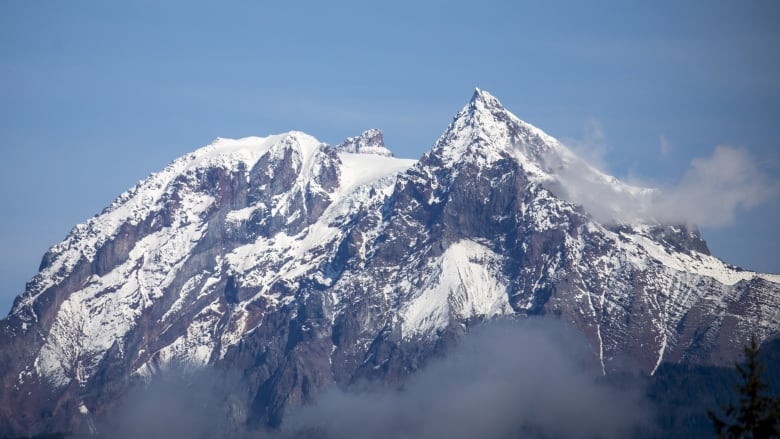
[1,89,779,437]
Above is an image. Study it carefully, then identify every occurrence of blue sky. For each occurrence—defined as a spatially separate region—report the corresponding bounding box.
[1,1,779,314]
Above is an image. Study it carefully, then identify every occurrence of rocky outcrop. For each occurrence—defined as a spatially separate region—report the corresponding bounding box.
[335,128,393,157]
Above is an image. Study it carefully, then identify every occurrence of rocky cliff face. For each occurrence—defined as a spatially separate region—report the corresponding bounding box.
[2,89,778,437]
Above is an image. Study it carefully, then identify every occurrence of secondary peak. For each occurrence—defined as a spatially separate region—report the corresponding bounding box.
[336,129,394,157]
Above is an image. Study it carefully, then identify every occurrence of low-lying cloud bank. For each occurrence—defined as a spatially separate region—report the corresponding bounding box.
[280,319,649,439]
[91,319,650,439]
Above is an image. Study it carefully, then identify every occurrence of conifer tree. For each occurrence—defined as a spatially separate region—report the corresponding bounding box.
[708,336,780,438]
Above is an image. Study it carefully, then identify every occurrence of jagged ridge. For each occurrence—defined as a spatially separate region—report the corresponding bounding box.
[1,89,778,437]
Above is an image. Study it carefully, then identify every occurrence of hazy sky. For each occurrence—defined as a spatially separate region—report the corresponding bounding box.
[1,1,779,314]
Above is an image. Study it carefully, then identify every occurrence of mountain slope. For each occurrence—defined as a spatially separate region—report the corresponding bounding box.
[1,89,778,437]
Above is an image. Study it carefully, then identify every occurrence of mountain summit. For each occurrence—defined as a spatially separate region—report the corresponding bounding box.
[1,90,778,437]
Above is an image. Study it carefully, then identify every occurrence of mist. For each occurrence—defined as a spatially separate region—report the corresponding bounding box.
[86,319,650,439]
[279,319,649,439]
[91,371,229,439]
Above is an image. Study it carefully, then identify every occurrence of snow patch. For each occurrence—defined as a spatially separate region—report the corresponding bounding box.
[401,240,512,338]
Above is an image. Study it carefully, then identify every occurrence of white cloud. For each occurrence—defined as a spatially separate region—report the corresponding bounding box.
[654,145,778,227]
[549,144,777,228]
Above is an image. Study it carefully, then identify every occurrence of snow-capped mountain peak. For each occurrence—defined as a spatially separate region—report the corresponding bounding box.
[335,128,394,157]
[434,89,657,225]
[1,89,778,438]
[469,87,502,108]
[433,88,564,176]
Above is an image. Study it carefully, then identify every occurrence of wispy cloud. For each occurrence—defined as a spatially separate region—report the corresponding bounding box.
[652,145,779,227]
[553,128,777,228]
[562,119,610,171]
[659,134,671,156]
